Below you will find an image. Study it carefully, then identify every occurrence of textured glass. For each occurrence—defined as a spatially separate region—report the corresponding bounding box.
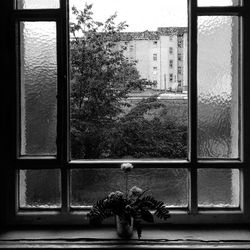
[17,0,59,9]
[197,16,239,158]
[19,169,61,208]
[198,169,240,207]
[70,168,188,207]
[20,22,57,155]
[198,0,240,6]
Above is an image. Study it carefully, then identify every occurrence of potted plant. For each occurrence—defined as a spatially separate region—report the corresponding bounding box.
[87,163,171,239]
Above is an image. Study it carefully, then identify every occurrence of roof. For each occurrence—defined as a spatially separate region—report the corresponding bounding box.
[117,27,188,41]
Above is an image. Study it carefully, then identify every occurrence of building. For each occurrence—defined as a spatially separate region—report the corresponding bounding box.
[116,27,188,92]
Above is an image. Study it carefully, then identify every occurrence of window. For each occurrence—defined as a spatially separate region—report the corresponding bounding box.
[169,59,173,68]
[169,35,173,41]
[2,0,250,228]
[169,46,173,54]
[129,45,134,52]
[178,66,182,74]
[178,53,182,61]
[153,66,157,75]
[178,39,183,48]
[153,53,157,61]
[169,73,173,82]
[153,41,158,46]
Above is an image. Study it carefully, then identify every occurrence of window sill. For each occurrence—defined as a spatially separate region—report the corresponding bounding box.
[1,226,250,249]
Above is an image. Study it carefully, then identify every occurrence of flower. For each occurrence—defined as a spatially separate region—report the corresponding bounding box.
[121,162,133,173]
[108,191,124,200]
[129,186,143,197]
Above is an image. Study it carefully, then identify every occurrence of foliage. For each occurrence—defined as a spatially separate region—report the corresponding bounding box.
[88,188,170,239]
[70,4,153,159]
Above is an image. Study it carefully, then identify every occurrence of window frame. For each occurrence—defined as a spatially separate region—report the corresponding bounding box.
[1,0,250,226]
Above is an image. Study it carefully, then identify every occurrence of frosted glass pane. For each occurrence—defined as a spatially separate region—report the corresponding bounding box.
[20,22,57,155]
[197,16,239,158]
[198,169,240,207]
[198,0,240,6]
[19,169,61,208]
[71,168,188,207]
[17,0,59,9]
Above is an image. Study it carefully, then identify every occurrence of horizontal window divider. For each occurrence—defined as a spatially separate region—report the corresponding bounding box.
[197,6,244,16]
[13,9,61,20]
[17,210,62,216]
[18,208,62,213]
[70,207,189,212]
[17,156,57,160]
[197,208,243,214]
[196,161,243,167]
[66,161,191,168]
[15,159,61,169]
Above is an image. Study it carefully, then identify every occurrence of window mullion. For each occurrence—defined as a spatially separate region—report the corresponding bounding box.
[58,0,70,213]
[189,0,198,214]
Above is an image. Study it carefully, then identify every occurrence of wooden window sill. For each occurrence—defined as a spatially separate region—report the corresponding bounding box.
[1,226,250,249]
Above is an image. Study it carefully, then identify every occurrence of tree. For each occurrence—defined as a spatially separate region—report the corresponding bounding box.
[70,4,153,159]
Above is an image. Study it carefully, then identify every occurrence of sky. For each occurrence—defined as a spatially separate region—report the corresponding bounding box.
[69,0,188,32]
[69,0,235,31]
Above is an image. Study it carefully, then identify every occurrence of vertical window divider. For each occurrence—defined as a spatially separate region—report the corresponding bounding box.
[189,0,198,214]
[58,0,70,213]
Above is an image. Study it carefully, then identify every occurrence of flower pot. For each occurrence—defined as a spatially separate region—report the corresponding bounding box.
[116,215,133,238]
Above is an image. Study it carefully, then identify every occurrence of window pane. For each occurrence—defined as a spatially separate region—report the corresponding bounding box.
[70,0,188,160]
[198,169,240,207]
[20,22,57,156]
[70,168,188,207]
[197,16,240,159]
[19,169,61,208]
[198,0,240,6]
[17,0,59,9]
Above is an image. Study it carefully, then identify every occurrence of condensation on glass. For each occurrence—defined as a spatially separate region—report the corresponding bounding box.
[198,0,240,6]
[17,0,59,9]
[70,168,188,207]
[20,22,57,156]
[197,16,240,159]
[198,169,240,207]
[69,0,188,160]
[19,169,61,208]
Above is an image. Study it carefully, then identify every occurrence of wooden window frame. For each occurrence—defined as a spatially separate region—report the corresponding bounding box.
[1,0,250,226]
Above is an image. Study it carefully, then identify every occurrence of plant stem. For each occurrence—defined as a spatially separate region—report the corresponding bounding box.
[125,172,128,199]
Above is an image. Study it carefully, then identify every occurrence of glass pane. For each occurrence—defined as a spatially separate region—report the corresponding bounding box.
[17,0,59,9]
[20,22,57,156]
[198,0,240,6]
[19,169,61,208]
[197,16,240,159]
[70,0,188,160]
[71,168,188,207]
[198,169,240,207]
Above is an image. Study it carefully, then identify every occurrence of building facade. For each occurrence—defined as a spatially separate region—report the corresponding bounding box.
[116,27,188,92]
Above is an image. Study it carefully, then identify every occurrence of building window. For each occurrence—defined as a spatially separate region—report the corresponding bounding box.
[178,66,182,74]
[153,53,157,61]
[169,60,173,68]
[153,66,157,75]
[129,45,133,52]
[169,47,173,54]
[178,39,183,48]
[3,0,250,228]
[169,35,173,41]
[178,53,182,61]
[169,73,173,82]
[153,41,158,46]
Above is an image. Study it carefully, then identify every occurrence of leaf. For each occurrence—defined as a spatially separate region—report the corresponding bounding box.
[141,209,154,223]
